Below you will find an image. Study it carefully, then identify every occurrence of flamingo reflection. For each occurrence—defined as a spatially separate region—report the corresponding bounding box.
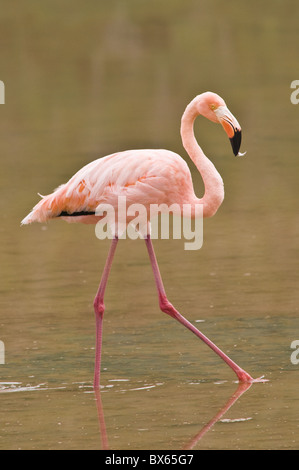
[94,382,253,450]
[182,382,252,449]
[94,389,109,450]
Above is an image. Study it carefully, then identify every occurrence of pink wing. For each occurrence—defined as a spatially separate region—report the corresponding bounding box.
[21,149,194,224]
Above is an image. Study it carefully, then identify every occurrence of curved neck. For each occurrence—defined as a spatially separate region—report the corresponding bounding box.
[180,98,224,218]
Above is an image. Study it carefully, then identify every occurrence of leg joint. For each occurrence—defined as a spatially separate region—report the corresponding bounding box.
[94,296,105,315]
[159,296,176,316]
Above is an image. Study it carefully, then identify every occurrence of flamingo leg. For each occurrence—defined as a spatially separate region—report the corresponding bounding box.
[144,235,254,383]
[93,237,118,389]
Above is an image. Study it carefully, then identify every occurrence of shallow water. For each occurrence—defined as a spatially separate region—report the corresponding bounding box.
[1,0,299,450]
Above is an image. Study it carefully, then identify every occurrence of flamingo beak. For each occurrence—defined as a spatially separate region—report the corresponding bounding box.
[215,106,246,157]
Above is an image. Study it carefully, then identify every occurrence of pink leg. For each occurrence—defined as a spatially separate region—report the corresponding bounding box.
[93,237,118,389]
[144,235,255,383]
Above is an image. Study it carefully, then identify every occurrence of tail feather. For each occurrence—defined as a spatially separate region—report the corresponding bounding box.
[21,210,36,225]
[21,195,50,225]
[21,188,65,225]
[21,177,96,225]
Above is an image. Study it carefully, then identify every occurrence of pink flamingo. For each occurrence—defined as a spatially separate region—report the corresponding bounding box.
[22,92,262,388]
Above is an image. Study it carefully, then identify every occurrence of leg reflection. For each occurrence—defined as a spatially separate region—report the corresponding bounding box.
[93,382,253,450]
[94,389,109,450]
[183,382,252,449]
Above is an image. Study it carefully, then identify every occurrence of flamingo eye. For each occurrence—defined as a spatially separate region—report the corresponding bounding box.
[210,104,216,110]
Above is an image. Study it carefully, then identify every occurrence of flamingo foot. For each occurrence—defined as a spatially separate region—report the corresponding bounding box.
[250,375,269,383]
[236,370,268,383]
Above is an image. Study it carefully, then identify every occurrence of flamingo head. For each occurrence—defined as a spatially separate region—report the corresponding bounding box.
[196,92,246,157]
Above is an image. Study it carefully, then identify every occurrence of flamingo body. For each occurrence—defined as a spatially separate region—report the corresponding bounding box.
[22,149,196,226]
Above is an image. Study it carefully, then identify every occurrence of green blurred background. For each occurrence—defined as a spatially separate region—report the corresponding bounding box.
[0,0,298,450]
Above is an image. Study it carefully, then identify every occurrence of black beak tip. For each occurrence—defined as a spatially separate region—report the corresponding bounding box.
[229,129,242,156]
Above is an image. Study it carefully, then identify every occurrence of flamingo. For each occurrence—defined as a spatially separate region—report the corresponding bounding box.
[22,91,262,388]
